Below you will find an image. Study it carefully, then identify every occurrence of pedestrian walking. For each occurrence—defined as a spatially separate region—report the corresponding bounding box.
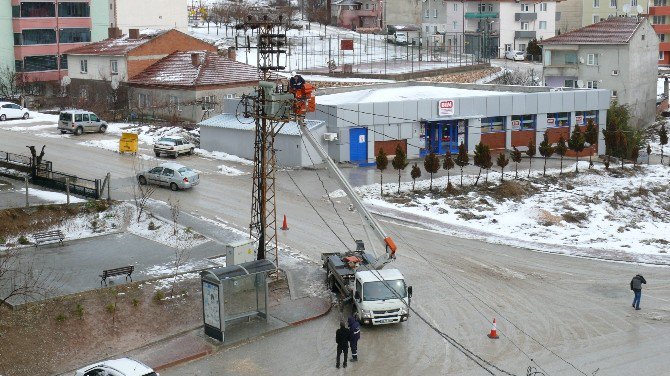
[348,315,361,362]
[630,274,647,310]
[335,321,349,368]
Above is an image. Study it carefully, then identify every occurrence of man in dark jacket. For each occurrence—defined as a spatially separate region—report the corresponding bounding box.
[348,315,361,361]
[335,321,349,368]
[630,274,647,310]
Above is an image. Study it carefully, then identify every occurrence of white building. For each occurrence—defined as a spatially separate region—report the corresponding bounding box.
[109,0,188,34]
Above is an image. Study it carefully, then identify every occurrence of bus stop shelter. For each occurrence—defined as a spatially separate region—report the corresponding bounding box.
[200,259,275,342]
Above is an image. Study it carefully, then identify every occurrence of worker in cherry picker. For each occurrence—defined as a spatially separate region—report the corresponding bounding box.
[289,71,305,93]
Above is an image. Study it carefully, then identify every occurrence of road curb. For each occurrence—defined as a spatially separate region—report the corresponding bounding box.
[289,300,333,326]
[153,348,214,372]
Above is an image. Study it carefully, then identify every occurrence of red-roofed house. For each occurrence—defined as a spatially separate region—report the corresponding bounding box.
[62,28,215,114]
[541,17,658,127]
[127,51,261,122]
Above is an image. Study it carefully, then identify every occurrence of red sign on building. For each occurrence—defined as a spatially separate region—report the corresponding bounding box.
[438,99,454,116]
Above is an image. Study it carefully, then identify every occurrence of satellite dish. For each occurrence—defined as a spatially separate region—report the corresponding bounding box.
[61,75,71,87]
[637,4,643,13]
[623,4,630,14]
[111,76,120,90]
[576,80,584,88]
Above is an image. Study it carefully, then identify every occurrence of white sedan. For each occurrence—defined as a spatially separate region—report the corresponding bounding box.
[505,50,526,61]
[0,101,29,121]
[74,357,158,376]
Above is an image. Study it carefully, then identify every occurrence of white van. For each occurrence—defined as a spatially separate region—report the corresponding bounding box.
[58,110,108,135]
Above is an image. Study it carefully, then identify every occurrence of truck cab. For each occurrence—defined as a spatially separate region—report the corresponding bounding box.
[353,269,411,325]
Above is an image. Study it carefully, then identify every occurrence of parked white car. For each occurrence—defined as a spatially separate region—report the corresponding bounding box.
[505,50,526,61]
[137,162,200,191]
[153,136,195,158]
[0,101,29,121]
[74,357,158,376]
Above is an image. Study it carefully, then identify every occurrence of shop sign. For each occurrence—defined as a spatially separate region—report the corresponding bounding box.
[547,118,555,126]
[438,100,454,116]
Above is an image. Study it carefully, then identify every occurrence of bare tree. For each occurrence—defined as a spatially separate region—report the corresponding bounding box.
[168,197,181,236]
[170,244,191,299]
[494,67,541,86]
[131,159,156,222]
[0,248,62,311]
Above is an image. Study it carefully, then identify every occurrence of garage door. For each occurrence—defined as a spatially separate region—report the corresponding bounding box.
[374,140,407,157]
[349,128,368,162]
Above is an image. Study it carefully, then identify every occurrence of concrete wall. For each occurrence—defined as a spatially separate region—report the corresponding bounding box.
[556,0,583,33]
[91,0,111,42]
[200,125,326,167]
[113,0,188,34]
[384,0,421,29]
[67,55,129,82]
[0,1,13,73]
[625,20,658,127]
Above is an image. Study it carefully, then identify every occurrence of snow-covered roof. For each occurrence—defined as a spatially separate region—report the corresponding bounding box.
[128,51,261,87]
[65,29,169,56]
[316,85,512,105]
[198,114,324,136]
[357,269,405,284]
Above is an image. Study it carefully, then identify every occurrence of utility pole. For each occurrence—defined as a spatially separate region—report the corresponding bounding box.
[236,14,290,267]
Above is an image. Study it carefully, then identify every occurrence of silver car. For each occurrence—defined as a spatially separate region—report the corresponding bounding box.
[137,162,199,191]
[58,110,108,135]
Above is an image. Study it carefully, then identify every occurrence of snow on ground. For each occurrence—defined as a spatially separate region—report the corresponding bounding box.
[106,123,198,146]
[77,139,120,152]
[217,164,245,176]
[658,77,666,100]
[332,163,670,264]
[20,187,87,204]
[195,148,253,165]
[127,212,210,249]
[0,111,58,126]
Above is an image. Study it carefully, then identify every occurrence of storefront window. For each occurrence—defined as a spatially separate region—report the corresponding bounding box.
[548,112,570,127]
[511,114,536,130]
[481,116,505,133]
[575,110,597,126]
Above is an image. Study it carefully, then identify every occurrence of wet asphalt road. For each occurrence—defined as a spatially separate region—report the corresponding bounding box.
[1,123,669,375]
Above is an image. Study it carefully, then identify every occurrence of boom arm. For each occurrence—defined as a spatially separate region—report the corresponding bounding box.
[300,124,396,270]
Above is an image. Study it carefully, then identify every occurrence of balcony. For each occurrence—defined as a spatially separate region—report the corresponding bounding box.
[650,6,670,15]
[515,12,537,21]
[653,24,670,33]
[543,65,578,77]
[515,30,536,39]
[660,42,670,51]
[465,12,499,19]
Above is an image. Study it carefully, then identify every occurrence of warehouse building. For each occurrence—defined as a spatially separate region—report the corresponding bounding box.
[312,82,609,165]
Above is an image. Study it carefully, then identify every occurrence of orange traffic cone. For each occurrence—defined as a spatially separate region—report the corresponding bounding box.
[281,215,289,230]
[487,318,499,339]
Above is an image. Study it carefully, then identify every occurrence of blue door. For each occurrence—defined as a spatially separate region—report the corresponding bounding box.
[349,128,368,162]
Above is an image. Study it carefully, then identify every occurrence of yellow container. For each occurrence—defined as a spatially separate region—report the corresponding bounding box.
[119,132,138,153]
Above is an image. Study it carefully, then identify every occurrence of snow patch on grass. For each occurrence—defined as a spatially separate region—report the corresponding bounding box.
[195,148,253,165]
[217,164,245,176]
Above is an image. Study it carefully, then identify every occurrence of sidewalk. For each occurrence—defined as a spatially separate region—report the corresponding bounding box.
[123,296,331,372]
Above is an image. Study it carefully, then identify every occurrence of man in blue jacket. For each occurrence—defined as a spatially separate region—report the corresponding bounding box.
[630,274,647,310]
[348,315,361,361]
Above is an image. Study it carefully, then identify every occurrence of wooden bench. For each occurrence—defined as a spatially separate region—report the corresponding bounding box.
[100,266,134,286]
[33,229,65,247]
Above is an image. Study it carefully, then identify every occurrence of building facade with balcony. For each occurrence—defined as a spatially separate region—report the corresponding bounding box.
[649,0,670,64]
[331,0,382,30]
[0,0,109,84]
[541,17,657,127]
[462,0,558,58]
[420,0,465,50]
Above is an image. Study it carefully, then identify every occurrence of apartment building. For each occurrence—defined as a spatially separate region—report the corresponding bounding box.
[331,0,382,30]
[109,0,188,34]
[557,0,649,34]
[421,0,465,48]
[541,17,657,127]
[649,0,670,64]
[0,0,109,84]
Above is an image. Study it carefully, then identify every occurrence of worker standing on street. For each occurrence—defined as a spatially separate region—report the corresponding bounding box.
[348,315,361,362]
[630,274,647,310]
[289,71,305,92]
[335,321,349,368]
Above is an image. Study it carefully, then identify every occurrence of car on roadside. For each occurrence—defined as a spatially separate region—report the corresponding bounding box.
[137,162,199,191]
[505,50,526,61]
[58,110,108,135]
[153,136,195,158]
[0,101,30,121]
[74,357,158,376]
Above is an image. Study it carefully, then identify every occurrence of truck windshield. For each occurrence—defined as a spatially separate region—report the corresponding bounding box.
[363,280,406,301]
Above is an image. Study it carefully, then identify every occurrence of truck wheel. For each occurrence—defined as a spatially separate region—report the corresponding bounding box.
[170,182,179,191]
[74,127,83,135]
[99,125,107,133]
